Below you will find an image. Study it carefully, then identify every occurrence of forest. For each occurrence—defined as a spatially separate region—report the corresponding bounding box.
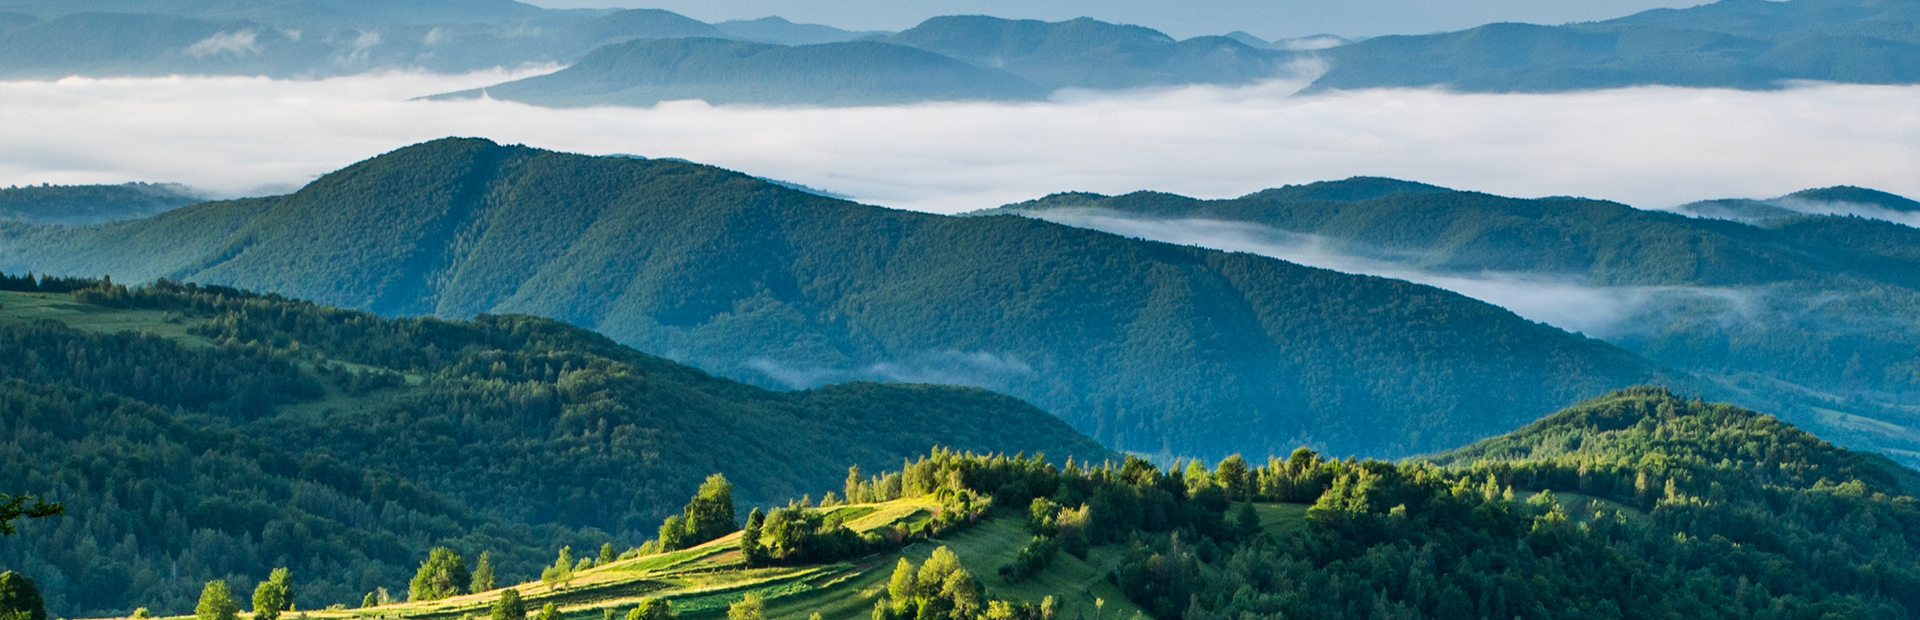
[0,273,1109,617]
[0,137,1680,461]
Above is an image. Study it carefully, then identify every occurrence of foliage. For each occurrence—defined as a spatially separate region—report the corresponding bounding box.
[0,572,44,620]
[0,137,1674,460]
[657,475,737,551]
[726,592,764,620]
[0,495,61,537]
[409,547,470,602]
[0,183,198,226]
[249,568,291,620]
[0,277,1107,617]
[471,551,495,593]
[489,589,523,620]
[539,548,573,588]
[625,598,672,620]
[997,178,1920,463]
[193,581,238,620]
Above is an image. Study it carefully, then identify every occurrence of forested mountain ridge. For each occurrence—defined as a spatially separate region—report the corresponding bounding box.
[986,179,1920,466]
[0,183,200,226]
[1307,0,1920,92]
[0,276,1111,618]
[0,137,1687,461]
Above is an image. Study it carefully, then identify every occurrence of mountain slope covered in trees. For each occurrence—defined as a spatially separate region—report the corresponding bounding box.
[0,183,200,226]
[431,38,1050,107]
[1308,0,1920,92]
[23,387,1916,620]
[0,276,1110,618]
[0,138,1686,461]
[985,179,1920,466]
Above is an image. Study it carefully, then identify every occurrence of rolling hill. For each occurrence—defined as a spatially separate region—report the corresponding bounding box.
[0,183,200,225]
[430,38,1049,107]
[1307,0,1920,92]
[0,275,1111,617]
[984,178,1920,465]
[0,138,1686,461]
[25,387,1916,619]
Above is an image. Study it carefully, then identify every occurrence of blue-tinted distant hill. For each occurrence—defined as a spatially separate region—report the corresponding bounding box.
[884,15,1296,90]
[431,37,1049,107]
[1307,0,1920,92]
[0,182,200,225]
[0,138,1687,461]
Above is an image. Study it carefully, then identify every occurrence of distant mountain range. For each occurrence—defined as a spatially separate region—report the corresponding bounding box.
[0,182,201,225]
[1,0,1913,100]
[1307,0,1920,92]
[984,178,1920,465]
[0,138,1688,461]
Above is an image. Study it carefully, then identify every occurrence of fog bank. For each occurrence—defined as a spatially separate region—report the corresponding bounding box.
[2,71,1917,213]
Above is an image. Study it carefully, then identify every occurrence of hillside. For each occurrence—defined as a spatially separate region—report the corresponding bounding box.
[1307,0,1920,92]
[0,138,1686,461]
[431,38,1048,108]
[986,179,1920,465]
[0,275,1111,618]
[0,183,200,225]
[60,389,1920,620]
[883,16,1293,90]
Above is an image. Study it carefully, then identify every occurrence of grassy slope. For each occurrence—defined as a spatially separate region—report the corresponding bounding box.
[146,498,1148,620]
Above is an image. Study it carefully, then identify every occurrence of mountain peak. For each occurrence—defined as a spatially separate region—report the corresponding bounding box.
[1782,185,1920,212]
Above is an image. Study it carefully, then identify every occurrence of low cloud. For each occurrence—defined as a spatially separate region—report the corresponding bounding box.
[1771,198,1920,228]
[0,71,1916,213]
[1025,208,1756,338]
[185,31,262,58]
[749,351,1036,390]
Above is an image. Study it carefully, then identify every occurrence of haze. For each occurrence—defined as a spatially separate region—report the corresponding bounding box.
[3,71,1916,213]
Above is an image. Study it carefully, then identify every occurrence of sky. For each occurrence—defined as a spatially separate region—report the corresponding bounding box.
[521,0,1708,39]
[3,69,1916,214]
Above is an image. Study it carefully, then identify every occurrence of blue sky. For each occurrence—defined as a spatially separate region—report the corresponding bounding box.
[522,0,1708,39]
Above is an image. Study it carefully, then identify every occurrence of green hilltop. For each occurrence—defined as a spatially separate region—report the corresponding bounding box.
[0,138,1684,461]
[18,386,1919,620]
[0,276,1110,617]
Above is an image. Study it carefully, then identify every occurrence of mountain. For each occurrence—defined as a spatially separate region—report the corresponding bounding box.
[0,183,200,225]
[713,16,888,46]
[0,0,567,28]
[985,178,1920,466]
[431,38,1049,107]
[0,138,1686,461]
[883,16,1296,90]
[1306,0,1920,92]
[442,15,1307,108]
[0,274,1111,617]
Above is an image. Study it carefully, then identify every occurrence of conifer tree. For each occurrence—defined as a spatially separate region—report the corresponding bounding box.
[472,551,496,593]
[598,543,615,566]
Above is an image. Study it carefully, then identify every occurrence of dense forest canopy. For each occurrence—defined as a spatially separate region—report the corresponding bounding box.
[989,178,1920,467]
[0,137,1684,461]
[0,274,1109,617]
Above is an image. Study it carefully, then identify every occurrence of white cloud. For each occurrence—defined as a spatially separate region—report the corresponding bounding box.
[185,31,262,58]
[1771,198,1920,228]
[0,71,1916,214]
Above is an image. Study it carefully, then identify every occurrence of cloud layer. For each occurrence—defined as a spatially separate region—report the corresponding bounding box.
[1,71,1917,213]
[1020,209,1754,338]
